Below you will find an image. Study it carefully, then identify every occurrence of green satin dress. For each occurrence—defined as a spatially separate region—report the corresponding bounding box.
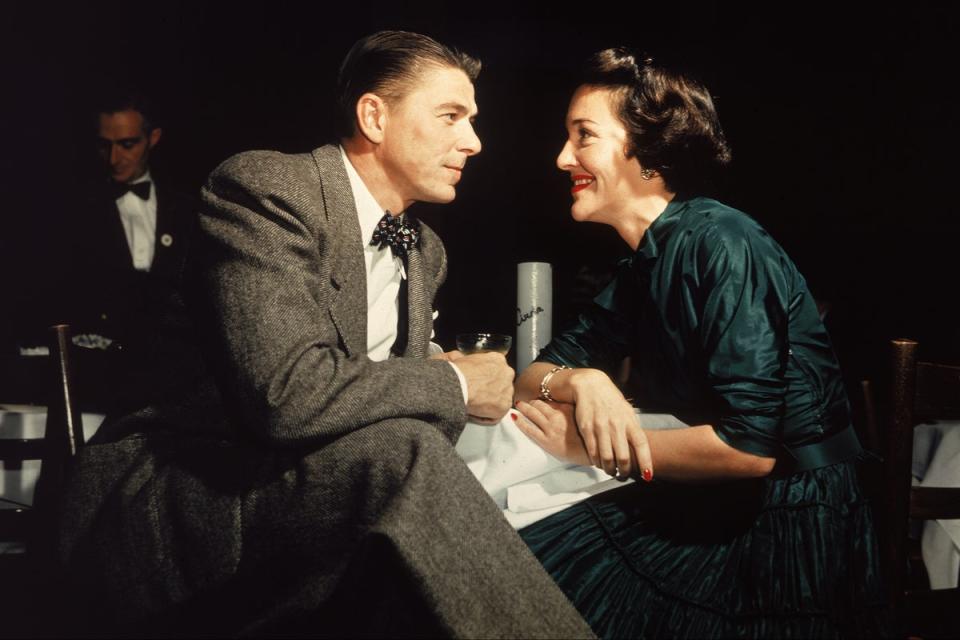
[520,196,889,639]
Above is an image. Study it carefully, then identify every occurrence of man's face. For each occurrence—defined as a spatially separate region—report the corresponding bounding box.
[379,65,481,206]
[97,109,160,183]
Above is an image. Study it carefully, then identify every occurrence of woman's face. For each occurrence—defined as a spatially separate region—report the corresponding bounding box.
[556,85,649,224]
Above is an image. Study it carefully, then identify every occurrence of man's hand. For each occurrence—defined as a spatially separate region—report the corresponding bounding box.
[429,349,465,362]
[514,400,591,467]
[454,352,514,424]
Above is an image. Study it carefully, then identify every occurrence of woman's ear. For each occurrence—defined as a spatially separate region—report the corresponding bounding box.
[355,93,388,144]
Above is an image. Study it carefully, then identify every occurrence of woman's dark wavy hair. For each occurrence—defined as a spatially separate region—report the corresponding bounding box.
[580,48,732,194]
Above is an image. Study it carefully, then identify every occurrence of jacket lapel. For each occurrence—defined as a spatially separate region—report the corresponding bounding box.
[404,247,429,357]
[311,145,367,358]
[151,183,178,280]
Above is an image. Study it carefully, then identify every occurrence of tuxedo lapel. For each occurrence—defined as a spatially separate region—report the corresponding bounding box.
[312,146,367,358]
[103,196,135,270]
[151,182,183,280]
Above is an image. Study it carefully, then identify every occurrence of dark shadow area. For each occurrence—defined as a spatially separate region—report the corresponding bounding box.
[2,2,957,397]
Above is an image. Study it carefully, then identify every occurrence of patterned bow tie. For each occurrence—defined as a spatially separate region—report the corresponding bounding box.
[112,180,151,200]
[370,211,421,258]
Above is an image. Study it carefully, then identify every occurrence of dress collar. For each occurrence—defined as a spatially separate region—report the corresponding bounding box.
[632,194,691,267]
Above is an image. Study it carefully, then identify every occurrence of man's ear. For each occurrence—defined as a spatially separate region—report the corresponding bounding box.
[148,127,162,149]
[355,93,387,144]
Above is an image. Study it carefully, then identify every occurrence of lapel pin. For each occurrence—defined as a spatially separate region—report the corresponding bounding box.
[161,233,173,247]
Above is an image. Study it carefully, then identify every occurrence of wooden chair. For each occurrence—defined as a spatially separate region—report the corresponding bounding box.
[0,324,84,633]
[884,338,960,638]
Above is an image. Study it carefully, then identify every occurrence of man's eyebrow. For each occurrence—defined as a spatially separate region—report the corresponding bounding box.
[436,102,478,117]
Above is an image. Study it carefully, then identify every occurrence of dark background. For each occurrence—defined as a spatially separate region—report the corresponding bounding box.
[2,2,957,389]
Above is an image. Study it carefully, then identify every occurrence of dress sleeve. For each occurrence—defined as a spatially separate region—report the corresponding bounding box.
[535,266,636,377]
[694,225,789,458]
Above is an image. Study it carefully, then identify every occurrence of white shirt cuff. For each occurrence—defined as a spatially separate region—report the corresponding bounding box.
[448,362,469,404]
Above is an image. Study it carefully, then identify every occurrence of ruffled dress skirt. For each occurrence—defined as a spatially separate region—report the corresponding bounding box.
[519,461,890,639]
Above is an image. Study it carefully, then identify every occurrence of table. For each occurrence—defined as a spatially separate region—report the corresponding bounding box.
[913,420,960,589]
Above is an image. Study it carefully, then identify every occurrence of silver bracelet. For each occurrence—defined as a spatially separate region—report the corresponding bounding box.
[538,365,570,402]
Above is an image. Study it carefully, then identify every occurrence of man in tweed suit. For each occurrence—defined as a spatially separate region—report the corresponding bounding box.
[58,31,594,638]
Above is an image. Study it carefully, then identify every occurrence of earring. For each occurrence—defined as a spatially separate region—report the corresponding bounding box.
[640,168,655,180]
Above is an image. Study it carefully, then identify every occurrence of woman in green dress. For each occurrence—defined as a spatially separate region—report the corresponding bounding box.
[513,49,888,638]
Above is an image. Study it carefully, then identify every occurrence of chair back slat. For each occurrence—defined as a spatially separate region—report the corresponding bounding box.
[47,324,85,458]
[0,507,31,540]
[886,339,918,610]
[910,487,960,520]
[915,361,960,419]
[0,439,46,461]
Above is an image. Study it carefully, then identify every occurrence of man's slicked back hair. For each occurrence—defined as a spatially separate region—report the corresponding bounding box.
[335,30,481,140]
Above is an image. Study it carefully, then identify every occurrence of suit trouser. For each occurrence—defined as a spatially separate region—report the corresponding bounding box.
[59,419,595,638]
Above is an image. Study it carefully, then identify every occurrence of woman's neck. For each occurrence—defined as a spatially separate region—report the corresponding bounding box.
[614,191,676,251]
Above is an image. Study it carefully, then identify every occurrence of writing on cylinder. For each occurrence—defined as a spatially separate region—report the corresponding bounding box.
[516,262,552,372]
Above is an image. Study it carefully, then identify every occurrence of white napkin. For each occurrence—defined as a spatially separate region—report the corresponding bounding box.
[455,409,687,529]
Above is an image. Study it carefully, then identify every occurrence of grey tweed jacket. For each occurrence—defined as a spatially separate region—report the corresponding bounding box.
[198,144,468,445]
[59,144,597,638]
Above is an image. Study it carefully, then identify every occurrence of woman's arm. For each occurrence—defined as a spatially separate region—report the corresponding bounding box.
[515,362,595,403]
[517,365,651,477]
[515,398,776,481]
[643,424,776,480]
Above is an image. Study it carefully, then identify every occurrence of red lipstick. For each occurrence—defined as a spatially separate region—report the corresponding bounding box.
[570,174,594,194]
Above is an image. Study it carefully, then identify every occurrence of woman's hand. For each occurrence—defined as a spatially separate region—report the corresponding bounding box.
[569,369,653,480]
[513,400,591,467]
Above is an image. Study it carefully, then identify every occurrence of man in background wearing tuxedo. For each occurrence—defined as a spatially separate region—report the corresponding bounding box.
[67,92,201,412]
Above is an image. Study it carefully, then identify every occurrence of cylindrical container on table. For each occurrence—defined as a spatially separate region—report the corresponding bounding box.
[516,262,552,372]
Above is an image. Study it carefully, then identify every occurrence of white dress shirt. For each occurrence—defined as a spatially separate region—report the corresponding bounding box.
[339,147,468,400]
[115,171,157,271]
[340,147,405,362]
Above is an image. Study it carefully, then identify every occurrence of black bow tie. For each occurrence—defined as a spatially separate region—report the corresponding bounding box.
[112,181,151,200]
[370,212,421,258]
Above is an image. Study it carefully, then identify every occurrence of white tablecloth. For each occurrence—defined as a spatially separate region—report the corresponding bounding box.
[913,420,960,589]
[456,409,687,529]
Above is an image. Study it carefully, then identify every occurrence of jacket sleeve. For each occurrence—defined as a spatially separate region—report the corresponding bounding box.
[195,151,467,447]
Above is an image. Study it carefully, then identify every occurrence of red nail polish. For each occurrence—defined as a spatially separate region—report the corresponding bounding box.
[642,468,653,482]
[509,412,517,421]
